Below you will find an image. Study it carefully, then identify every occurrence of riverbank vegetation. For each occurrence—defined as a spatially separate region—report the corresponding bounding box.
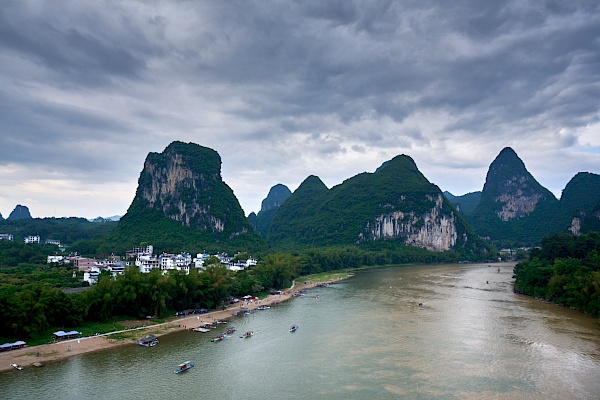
[514,232,600,317]
[1,239,494,344]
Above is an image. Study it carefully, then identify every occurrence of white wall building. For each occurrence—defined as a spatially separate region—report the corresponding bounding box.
[159,253,192,273]
[136,254,160,273]
[47,255,64,264]
[24,235,40,244]
[0,234,13,241]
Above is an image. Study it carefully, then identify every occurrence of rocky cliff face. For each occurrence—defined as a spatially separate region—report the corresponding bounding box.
[468,147,559,244]
[361,194,458,251]
[131,141,253,239]
[267,155,480,253]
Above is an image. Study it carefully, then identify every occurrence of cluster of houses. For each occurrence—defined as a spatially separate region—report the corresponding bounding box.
[47,244,257,285]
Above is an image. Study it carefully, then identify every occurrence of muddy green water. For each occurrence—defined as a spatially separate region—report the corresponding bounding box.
[2,263,600,399]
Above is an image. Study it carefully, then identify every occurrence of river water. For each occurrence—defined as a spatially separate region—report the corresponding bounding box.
[2,263,600,399]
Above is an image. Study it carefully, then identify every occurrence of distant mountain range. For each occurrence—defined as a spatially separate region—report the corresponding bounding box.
[5,142,597,254]
[89,216,121,222]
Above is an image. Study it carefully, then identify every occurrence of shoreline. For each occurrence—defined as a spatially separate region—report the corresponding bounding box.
[0,277,345,373]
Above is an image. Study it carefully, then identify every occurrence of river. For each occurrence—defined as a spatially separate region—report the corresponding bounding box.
[2,262,600,399]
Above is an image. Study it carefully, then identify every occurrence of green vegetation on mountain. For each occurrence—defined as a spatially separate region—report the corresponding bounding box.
[514,232,600,317]
[581,201,600,233]
[92,141,266,256]
[467,147,558,246]
[555,172,600,234]
[0,217,117,245]
[267,156,488,257]
[444,191,481,215]
[250,184,292,238]
[95,198,265,256]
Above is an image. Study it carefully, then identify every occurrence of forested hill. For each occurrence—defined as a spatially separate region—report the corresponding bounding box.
[97,141,265,255]
[467,147,558,245]
[514,232,600,317]
[267,155,488,257]
[557,172,600,235]
[248,184,292,238]
[0,217,117,244]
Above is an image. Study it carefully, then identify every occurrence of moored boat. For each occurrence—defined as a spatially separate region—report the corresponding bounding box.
[136,334,159,347]
[240,331,254,338]
[174,361,194,374]
[225,328,236,335]
[10,363,23,370]
[193,327,211,333]
[256,305,270,310]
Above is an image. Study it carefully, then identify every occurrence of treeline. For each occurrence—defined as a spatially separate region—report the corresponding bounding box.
[0,217,117,244]
[514,232,600,317]
[0,240,62,267]
[0,253,299,341]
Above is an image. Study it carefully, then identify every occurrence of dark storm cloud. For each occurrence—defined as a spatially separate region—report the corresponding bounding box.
[0,0,598,217]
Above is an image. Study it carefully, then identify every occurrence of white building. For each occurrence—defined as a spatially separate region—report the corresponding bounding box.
[136,254,160,273]
[83,262,126,285]
[0,233,13,241]
[24,235,40,244]
[47,255,64,264]
[159,252,192,273]
[45,239,61,246]
[193,253,210,270]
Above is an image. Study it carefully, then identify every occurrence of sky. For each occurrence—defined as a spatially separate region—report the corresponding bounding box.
[1,0,599,220]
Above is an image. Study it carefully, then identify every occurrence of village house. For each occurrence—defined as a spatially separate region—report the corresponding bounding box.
[24,235,40,244]
[0,233,13,241]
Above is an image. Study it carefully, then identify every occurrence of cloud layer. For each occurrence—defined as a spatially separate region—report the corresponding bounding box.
[1,0,599,218]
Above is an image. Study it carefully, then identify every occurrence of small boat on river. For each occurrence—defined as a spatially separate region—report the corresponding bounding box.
[193,327,211,333]
[289,325,299,332]
[211,334,227,342]
[174,361,194,374]
[136,334,159,347]
[256,305,270,310]
[215,320,229,325]
[10,363,23,370]
[240,331,254,338]
[225,328,236,335]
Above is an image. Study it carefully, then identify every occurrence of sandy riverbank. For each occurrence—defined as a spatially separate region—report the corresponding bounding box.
[0,279,342,373]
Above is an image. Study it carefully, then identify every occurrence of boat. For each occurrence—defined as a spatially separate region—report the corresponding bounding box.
[211,334,226,342]
[174,361,194,374]
[240,331,254,338]
[289,325,299,332]
[136,334,159,347]
[225,328,237,335]
[10,363,23,370]
[193,327,211,333]
[256,305,270,310]
[215,320,229,325]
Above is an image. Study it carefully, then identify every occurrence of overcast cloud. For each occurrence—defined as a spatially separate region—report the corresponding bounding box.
[1,0,599,219]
